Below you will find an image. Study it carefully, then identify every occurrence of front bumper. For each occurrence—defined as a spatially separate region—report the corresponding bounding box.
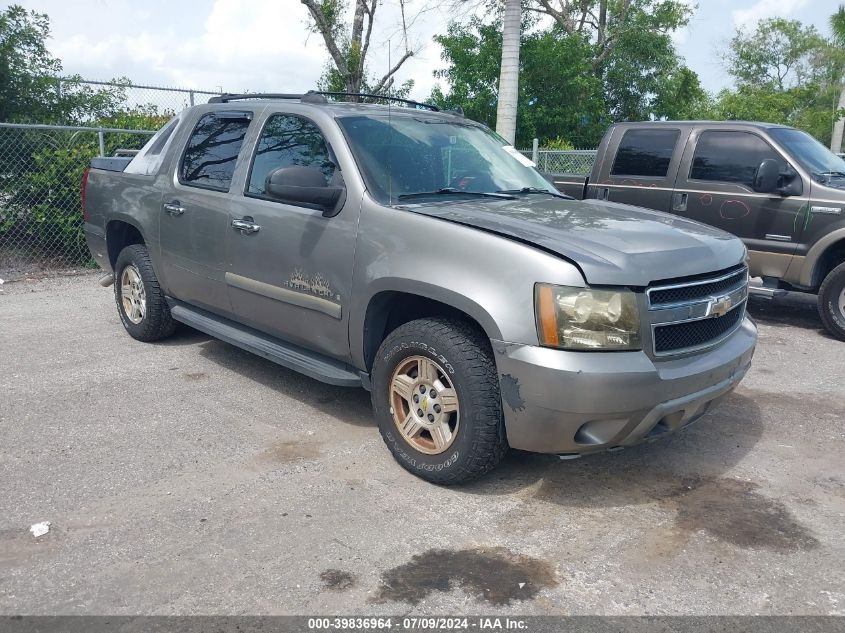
[492,317,757,454]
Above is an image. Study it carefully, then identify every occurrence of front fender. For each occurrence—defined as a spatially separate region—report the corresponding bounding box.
[796,224,845,287]
[348,201,585,369]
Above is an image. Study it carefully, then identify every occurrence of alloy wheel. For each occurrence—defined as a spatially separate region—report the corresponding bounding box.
[389,355,460,455]
[120,264,146,325]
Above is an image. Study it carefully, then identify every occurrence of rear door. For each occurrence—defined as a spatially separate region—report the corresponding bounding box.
[671,129,808,277]
[589,127,685,211]
[159,110,253,315]
[224,112,360,361]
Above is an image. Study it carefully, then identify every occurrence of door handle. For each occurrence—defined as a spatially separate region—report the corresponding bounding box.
[599,187,610,201]
[672,192,688,212]
[231,217,260,234]
[163,201,185,216]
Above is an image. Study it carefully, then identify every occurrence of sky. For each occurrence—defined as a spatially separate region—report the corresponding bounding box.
[8,0,845,101]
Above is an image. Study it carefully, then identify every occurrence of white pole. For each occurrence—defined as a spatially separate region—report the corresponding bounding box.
[495,0,521,145]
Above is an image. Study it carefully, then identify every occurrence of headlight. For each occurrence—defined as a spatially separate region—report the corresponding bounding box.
[535,284,641,350]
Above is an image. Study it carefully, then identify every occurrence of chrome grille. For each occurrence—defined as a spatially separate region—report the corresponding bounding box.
[647,266,749,356]
[648,265,748,308]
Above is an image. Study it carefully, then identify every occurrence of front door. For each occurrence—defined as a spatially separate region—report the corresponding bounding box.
[672,129,809,278]
[225,113,359,362]
[159,110,253,315]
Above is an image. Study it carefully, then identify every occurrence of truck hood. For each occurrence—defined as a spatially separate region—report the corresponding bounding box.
[404,196,746,286]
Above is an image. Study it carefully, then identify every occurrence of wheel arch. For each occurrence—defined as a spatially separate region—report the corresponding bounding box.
[355,282,503,372]
[801,227,845,288]
[106,219,147,270]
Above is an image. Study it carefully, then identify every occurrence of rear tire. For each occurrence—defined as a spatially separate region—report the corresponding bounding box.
[371,317,508,484]
[114,244,176,342]
[818,262,845,341]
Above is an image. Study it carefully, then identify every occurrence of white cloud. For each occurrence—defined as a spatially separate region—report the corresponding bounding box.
[50,0,327,92]
[732,0,811,29]
[40,0,448,101]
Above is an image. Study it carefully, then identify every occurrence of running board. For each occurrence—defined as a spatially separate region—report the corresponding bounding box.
[748,286,787,300]
[168,300,362,388]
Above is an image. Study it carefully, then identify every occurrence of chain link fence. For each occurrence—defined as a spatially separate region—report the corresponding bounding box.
[0,123,155,280]
[519,148,597,174]
[0,77,226,280]
[56,78,223,121]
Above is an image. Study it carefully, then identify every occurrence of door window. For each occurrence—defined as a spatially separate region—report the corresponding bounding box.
[247,114,335,197]
[690,131,783,188]
[179,111,252,191]
[611,128,680,178]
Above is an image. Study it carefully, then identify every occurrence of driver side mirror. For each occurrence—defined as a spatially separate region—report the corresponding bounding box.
[753,159,780,194]
[265,166,345,217]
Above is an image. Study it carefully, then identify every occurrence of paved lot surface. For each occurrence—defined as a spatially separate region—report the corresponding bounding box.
[0,273,843,615]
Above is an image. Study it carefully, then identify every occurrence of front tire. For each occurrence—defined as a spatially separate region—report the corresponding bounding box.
[818,262,845,341]
[114,244,176,342]
[371,317,508,484]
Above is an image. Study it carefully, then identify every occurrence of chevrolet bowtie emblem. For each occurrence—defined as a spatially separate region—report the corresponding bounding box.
[710,294,733,318]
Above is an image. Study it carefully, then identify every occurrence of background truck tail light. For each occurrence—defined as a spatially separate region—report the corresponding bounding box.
[81,168,90,222]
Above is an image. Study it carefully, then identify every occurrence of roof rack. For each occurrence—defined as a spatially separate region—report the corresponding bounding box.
[208,92,328,104]
[208,90,441,112]
[314,92,439,111]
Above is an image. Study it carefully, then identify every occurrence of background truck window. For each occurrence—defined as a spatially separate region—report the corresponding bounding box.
[179,111,252,192]
[610,128,680,178]
[247,114,335,197]
[690,130,783,188]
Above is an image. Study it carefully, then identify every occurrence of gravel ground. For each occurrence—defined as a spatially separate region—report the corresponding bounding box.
[0,273,843,615]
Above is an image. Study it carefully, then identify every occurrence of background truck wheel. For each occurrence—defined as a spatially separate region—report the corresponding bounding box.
[818,262,845,341]
[371,317,508,484]
[114,244,176,342]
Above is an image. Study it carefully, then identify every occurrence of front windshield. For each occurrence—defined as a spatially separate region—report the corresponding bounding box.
[770,127,845,186]
[336,113,557,203]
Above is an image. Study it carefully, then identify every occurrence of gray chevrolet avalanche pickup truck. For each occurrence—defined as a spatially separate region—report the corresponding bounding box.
[553,121,845,340]
[83,93,757,484]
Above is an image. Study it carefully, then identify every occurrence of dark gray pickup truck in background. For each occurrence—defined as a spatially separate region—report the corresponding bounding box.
[82,94,756,484]
[553,121,845,340]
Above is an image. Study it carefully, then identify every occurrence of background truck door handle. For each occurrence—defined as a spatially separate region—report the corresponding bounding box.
[163,201,185,216]
[599,187,610,201]
[232,217,261,234]
[672,192,688,212]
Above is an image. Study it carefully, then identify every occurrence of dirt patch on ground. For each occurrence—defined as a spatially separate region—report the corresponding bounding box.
[374,547,557,606]
[254,440,322,466]
[320,569,356,591]
[0,527,56,564]
[667,477,819,551]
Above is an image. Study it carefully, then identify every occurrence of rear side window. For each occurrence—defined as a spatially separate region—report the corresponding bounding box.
[247,114,335,197]
[690,131,782,188]
[179,111,252,191]
[611,128,680,178]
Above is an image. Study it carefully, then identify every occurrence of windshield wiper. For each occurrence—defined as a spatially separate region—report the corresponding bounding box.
[814,171,845,179]
[497,186,572,199]
[397,187,516,201]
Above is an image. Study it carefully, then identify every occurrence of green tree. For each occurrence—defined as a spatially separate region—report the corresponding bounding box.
[432,19,608,146]
[725,18,826,90]
[527,0,697,120]
[0,4,59,122]
[431,3,703,146]
[716,17,845,146]
[0,4,126,124]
